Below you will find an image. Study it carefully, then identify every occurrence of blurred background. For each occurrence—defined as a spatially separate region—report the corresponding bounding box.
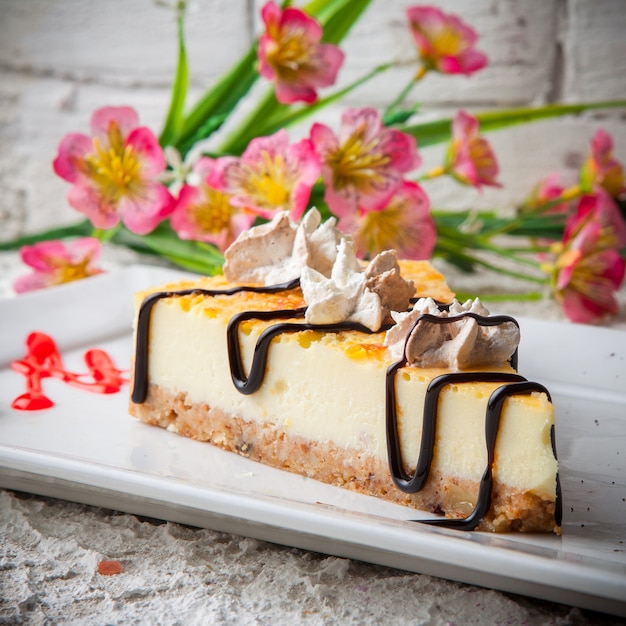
[1,0,625,239]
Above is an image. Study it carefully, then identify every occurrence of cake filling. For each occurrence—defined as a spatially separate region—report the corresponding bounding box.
[130,211,560,533]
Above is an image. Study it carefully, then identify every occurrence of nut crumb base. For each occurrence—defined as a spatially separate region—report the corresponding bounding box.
[129,383,558,533]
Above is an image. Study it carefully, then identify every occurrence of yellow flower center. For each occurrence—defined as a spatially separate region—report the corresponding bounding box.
[192,187,232,234]
[267,27,312,80]
[358,205,408,257]
[430,26,463,56]
[84,127,141,200]
[468,138,495,176]
[52,258,94,286]
[328,129,390,192]
[246,151,291,208]
[566,253,615,302]
[600,163,625,197]
[555,248,582,271]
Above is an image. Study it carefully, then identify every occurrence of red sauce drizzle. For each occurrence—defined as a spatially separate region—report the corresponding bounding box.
[10,331,128,411]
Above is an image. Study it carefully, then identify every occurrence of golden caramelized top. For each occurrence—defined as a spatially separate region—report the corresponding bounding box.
[134,260,456,367]
[397,260,455,303]
[135,260,454,313]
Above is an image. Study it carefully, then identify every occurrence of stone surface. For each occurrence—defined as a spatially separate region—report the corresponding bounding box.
[1,489,624,626]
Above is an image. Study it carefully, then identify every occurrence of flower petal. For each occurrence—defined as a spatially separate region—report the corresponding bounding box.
[20,241,70,271]
[54,106,171,234]
[90,106,139,143]
[274,81,318,105]
[13,271,54,294]
[447,110,500,188]
[220,130,319,220]
[53,133,93,183]
[67,184,121,230]
[14,238,104,294]
[258,1,343,104]
[118,183,175,235]
[127,127,167,177]
[311,108,420,217]
[66,237,103,266]
[341,181,435,260]
[406,5,487,76]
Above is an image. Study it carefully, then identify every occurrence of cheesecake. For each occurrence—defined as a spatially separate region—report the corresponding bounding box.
[129,210,561,533]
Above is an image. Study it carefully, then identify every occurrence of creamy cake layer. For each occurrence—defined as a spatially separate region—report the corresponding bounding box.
[135,293,557,500]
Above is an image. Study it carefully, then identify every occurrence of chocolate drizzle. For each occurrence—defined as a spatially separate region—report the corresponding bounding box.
[131,279,299,404]
[227,309,384,394]
[131,281,560,531]
[386,366,552,530]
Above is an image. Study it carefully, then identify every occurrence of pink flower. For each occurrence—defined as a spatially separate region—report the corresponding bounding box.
[215,129,320,220]
[14,238,104,294]
[258,1,344,104]
[563,191,626,250]
[520,173,569,215]
[445,110,500,189]
[580,129,626,198]
[53,106,175,235]
[338,181,436,260]
[406,6,488,76]
[520,174,573,261]
[310,107,421,218]
[551,192,626,323]
[170,158,255,252]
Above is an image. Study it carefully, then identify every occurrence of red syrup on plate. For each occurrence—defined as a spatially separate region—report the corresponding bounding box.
[10,331,128,411]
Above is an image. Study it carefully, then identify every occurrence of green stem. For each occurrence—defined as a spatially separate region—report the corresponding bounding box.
[384,65,427,116]
[453,291,546,303]
[92,225,121,244]
[434,238,548,284]
[159,9,189,147]
[471,239,543,269]
[217,88,278,155]
[218,63,392,155]
[174,47,258,155]
[0,220,93,251]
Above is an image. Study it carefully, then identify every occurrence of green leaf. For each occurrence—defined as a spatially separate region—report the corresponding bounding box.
[182,112,231,153]
[432,209,566,239]
[313,0,372,44]
[159,13,189,147]
[221,63,389,154]
[217,88,280,155]
[452,290,545,304]
[382,108,419,127]
[113,222,224,275]
[401,101,626,148]
[175,48,259,155]
[0,220,93,251]
[157,250,223,275]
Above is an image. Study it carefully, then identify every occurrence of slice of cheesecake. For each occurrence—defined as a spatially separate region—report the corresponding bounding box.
[128,256,560,533]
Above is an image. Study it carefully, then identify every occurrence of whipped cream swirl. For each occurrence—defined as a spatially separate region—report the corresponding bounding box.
[223,208,415,331]
[223,208,342,285]
[301,241,414,331]
[385,298,520,369]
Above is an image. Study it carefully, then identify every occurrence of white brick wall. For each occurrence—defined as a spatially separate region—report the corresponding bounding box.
[1,0,625,238]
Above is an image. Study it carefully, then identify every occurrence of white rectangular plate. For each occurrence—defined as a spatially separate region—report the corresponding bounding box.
[1,266,625,617]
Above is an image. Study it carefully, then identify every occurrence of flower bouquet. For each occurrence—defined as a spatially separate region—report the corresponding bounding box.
[3,0,626,324]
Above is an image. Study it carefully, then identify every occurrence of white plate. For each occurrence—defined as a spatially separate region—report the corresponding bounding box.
[1,266,625,617]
